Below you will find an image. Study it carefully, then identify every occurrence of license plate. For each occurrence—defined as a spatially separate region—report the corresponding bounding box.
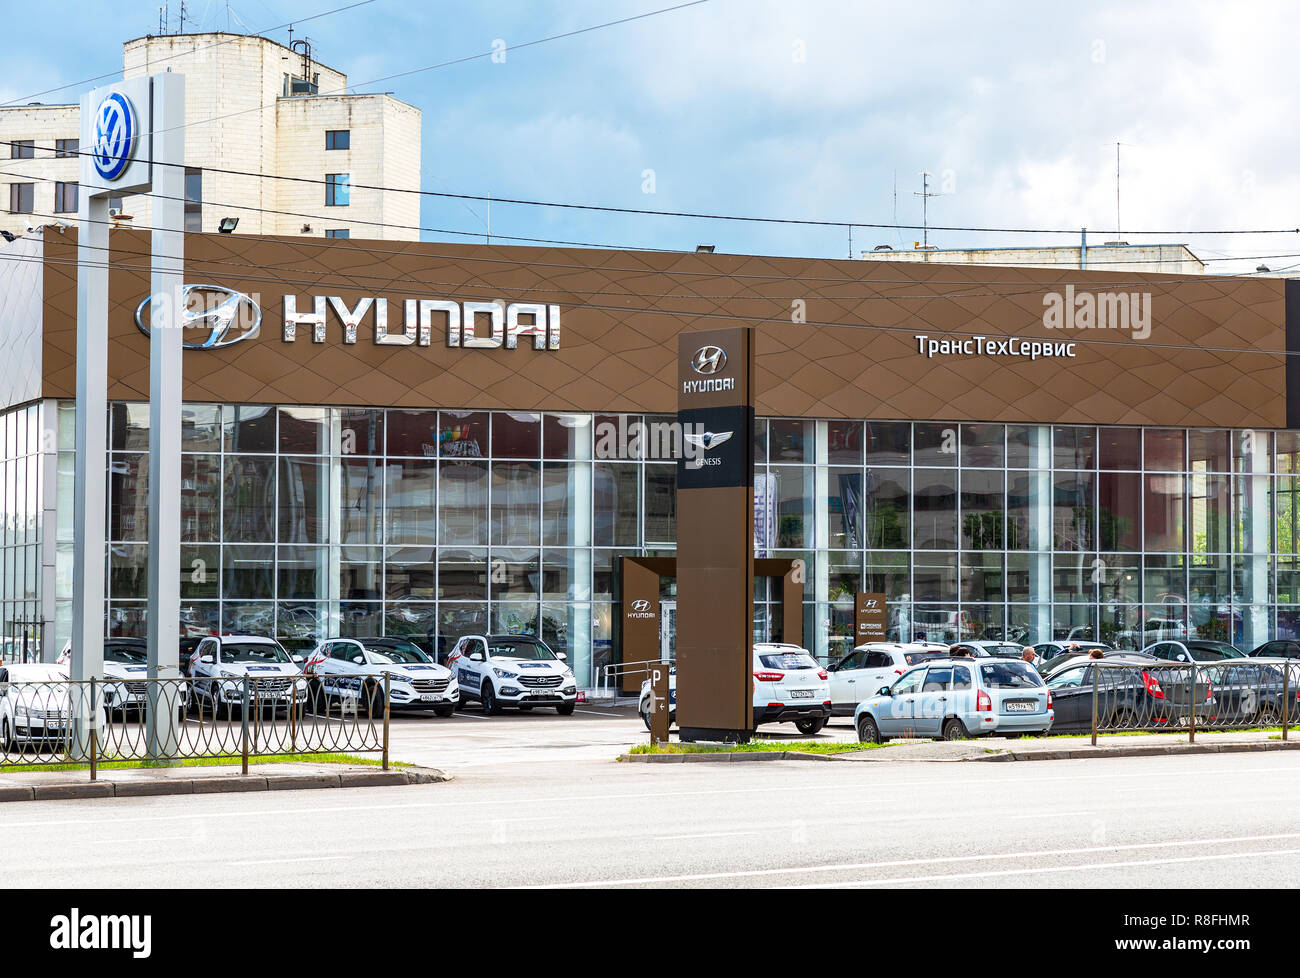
[420,694,436,702]
[790,689,814,699]
[1005,700,1036,712]
[530,691,557,698]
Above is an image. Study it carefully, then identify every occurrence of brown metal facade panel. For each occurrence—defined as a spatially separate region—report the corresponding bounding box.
[37,230,1287,428]
[619,557,662,695]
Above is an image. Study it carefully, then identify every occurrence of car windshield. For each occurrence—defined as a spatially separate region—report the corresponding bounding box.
[981,644,1022,658]
[1195,642,1244,659]
[220,642,291,664]
[758,651,819,670]
[903,651,947,666]
[105,644,147,664]
[489,639,557,661]
[980,661,1044,688]
[365,642,430,664]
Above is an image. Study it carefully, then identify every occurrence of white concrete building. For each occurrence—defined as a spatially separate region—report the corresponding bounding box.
[0,32,421,240]
[859,242,1205,274]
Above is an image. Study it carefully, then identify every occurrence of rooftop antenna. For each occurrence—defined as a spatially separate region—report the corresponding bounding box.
[179,0,188,33]
[914,171,941,248]
[159,3,168,34]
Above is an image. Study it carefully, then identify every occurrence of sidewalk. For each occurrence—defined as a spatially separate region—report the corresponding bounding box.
[0,761,451,801]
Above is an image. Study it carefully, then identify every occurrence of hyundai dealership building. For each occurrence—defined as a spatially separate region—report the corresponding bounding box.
[1,228,1297,685]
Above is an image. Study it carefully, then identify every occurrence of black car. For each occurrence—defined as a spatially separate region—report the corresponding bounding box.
[1148,640,1245,663]
[1043,656,1213,733]
[1249,640,1300,660]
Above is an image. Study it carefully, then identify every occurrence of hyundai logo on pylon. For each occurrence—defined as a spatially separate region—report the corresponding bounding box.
[690,345,727,375]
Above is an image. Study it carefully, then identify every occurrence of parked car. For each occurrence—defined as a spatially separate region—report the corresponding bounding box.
[827,642,949,717]
[1249,640,1300,660]
[1146,640,1245,663]
[449,634,578,715]
[854,657,1053,743]
[1041,656,1213,733]
[0,663,106,750]
[1118,618,1198,646]
[57,638,189,718]
[188,635,307,713]
[956,641,1026,659]
[637,643,831,734]
[303,637,458,716]
[1033,641,1114,671]
[1040,649,1156,679]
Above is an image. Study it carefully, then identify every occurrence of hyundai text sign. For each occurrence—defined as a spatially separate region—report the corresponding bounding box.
[283,296,560,349]
[80,77,153,194]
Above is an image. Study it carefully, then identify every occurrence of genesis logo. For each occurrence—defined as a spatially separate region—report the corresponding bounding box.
[91,92,138,181]
[135,285,263,350]
[690,345,727,375]
[684,430,733,469]
[627,598,655,620]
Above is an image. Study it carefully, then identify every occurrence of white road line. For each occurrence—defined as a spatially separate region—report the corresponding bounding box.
[230,855,352,867]
[525,831,1300,888]
[576,709,627,717]
[803,847,1300,888]
[653,831,759,841]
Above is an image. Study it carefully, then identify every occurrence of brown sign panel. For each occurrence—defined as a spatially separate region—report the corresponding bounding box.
[619,557,661,695]
[855,592,887,644]
[676,327,755,742]
[649,662,672,744]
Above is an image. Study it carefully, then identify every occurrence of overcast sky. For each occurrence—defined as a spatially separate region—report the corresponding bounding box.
[5,0,1298,272]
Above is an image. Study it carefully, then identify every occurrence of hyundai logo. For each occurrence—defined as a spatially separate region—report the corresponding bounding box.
[690,345,727,375]
[631,599,652,613]
[135,285,262,350]
[91,92,137,181]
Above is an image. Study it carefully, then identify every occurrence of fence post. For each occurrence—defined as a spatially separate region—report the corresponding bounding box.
[241,676,250,776]
[382,672,391,772]
[89,677,98,782]
[1090,666,1099,747]
[290,682,298,753]
[1188,665,1196,745]
[1285,664,1291,742]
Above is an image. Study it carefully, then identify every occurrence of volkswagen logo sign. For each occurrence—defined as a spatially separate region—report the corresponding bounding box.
[631,599,652,613]
[690,345,727,375]
[91,92,138,182]
[135,285,262,350]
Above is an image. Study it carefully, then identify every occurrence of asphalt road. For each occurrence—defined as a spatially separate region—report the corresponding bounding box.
[4,705,1300,888]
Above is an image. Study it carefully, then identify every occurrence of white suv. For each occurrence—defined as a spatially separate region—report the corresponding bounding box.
[304,638,458,716]
[826,642,950,717]
[189,635,307,712]
[449,634,577,715]
[637,643,831,734]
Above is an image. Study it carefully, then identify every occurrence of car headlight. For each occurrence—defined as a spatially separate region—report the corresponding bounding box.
[493,668,519,680]
[13,704,29,717]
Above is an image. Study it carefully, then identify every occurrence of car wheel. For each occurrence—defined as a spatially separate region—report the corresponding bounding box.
[1258,703,1284,726]
[856,714,882,744]
[434,705,455,718]
[556,703,575,716]
[795,718,826,735]
[304,678,323,714]
[363,681,386,719]
[1,719,14,753]
[941,718,968,741]
[641,709,652,731]
[481,682,501,716]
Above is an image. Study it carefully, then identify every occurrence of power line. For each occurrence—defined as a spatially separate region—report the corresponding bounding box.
[0,0,380,108]
[6,240,1296,361]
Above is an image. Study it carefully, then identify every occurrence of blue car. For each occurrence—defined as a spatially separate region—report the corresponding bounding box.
[854,657,1053,742]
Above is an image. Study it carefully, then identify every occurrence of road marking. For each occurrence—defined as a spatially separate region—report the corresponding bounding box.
[805,847,1300,888]
[653,831,759,841]
[230,855,352,867]
[525,831,1300,888]
[576,709,627,717]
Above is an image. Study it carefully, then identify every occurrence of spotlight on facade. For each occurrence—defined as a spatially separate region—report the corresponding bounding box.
[218,217,240,233]
[695,244,715,253]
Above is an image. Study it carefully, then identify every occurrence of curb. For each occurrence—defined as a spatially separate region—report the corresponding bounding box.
[998,740,1300,762]
[621,750,837,763]
[0,766,451,802]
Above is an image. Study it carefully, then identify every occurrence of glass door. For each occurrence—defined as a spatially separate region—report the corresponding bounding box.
[659,600,677,663]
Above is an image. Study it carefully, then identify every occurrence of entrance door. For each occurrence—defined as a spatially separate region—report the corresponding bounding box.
[660,600,677,663]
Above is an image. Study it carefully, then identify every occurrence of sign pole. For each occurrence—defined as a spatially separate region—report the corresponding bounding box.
[146,72,185,759]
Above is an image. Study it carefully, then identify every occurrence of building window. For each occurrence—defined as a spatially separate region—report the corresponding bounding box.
[184,168,202,232]
[8,183,33,214]
[325,173,350,207]
[325,229,350,239]
[54,182,77,213]
[10,140,34,159]
[55,138,79,159]
[325,130,350,151]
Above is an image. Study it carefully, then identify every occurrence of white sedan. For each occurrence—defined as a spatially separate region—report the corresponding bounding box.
[304,638,459,715]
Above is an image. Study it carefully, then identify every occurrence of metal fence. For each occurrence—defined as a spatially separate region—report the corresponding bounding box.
[0,673,393,776]
[1086,660,1296,745]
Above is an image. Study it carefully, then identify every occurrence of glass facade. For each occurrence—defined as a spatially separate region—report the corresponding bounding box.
[16,400,1299,684]
[0,402,44,660]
